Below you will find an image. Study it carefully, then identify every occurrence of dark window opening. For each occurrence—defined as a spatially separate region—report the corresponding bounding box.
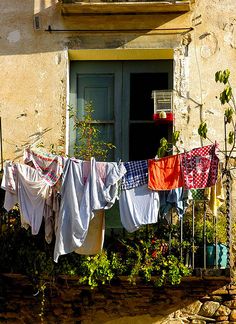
[129,72,171,160]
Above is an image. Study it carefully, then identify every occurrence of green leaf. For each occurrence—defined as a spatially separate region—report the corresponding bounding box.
[224,107,234,123]
[160,137,168,148]
[172,131,180,145]
[215,71,221,83]
[223,69,230,84]
[228,131,234,145]
[198,121,208,139]
[215,69,230,84]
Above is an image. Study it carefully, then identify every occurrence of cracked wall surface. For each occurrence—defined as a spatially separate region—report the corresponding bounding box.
[1,1,235,160]
[0,1,235,201]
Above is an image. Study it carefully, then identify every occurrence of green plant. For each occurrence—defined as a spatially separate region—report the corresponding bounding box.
[182,202,227,247]
[153,254,191,287]
[78,252,116,289]
[157,130,180,158]
[69,101,115,161]
[198,69,236,172]
[118,234,191,286]
[38,282,46,323]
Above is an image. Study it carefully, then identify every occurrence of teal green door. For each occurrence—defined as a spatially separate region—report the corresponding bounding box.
[70,60,173,160]
[70,62,122,158]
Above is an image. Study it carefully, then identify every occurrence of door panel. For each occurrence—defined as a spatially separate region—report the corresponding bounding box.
[77,74,114,120]
[70,61,122,157]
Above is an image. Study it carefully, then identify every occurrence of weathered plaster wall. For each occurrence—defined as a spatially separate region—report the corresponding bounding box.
[1,0,236,160]
[176,0,236,152]
[0,0,68,160]
[0,0,192,160]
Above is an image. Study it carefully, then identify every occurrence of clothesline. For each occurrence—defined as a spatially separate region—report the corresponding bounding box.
[0,143,223,262]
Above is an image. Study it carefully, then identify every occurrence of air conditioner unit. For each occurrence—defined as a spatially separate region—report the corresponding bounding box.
[151,90,173,123]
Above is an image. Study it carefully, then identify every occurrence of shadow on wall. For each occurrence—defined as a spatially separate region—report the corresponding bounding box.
[13,127,52,160]
[0,0,187,56]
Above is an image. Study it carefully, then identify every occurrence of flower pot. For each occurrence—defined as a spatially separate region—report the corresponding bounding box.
[206,243,228,269]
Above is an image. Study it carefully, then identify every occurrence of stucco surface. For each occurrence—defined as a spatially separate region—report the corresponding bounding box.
[1,1,235,160]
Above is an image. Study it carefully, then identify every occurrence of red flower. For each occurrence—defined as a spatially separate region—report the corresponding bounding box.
[151,250,157,258]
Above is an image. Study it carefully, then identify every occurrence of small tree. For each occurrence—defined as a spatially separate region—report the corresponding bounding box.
[198,69,236,172]
[69,101,115,161]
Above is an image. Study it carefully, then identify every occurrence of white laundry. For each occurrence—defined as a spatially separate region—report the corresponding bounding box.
[43,187,61,244]
[90,157,127,211]
[1,162,51,235]
[119,184,160,233]
[23,148,65,186]
[54,157,126,262]
[1,162,18,211]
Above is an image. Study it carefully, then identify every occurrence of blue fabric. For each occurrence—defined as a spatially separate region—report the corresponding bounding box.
[159,188,191,219]
[121,160,148,190]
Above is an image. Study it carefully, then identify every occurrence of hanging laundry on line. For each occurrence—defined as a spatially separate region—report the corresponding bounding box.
[0,142,222,262]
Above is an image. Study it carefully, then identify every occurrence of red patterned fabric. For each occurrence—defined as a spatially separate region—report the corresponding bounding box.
[180,143,219,189]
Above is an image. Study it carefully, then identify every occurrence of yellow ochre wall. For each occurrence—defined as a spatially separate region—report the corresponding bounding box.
[0,0,236,163]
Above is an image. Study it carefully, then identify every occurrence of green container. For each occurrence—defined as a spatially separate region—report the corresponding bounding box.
[207,243,228,269]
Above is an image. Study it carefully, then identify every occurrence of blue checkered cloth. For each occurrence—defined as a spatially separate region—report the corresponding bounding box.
[121,160,148,190]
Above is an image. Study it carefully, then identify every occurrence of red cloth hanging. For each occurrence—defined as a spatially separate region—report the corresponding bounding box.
[148,154,184,190]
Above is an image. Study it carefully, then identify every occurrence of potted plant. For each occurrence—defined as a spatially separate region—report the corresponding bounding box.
[191,202,228,269]
[206,204,228,269]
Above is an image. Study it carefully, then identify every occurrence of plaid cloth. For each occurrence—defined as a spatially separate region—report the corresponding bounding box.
[190,188,206,201]
[121,160,148,190]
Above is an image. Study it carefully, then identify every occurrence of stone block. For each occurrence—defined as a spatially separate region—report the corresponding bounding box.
[199,301,220,317]
[211,289,229,295]
[224,300,236,308]
[0,312,20,319]
[215,305,231,316]
[229,309,236,321]
[161,320,184,324]
[215,315,229,321]
[182,300,202,315]
[211,296,223,302]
